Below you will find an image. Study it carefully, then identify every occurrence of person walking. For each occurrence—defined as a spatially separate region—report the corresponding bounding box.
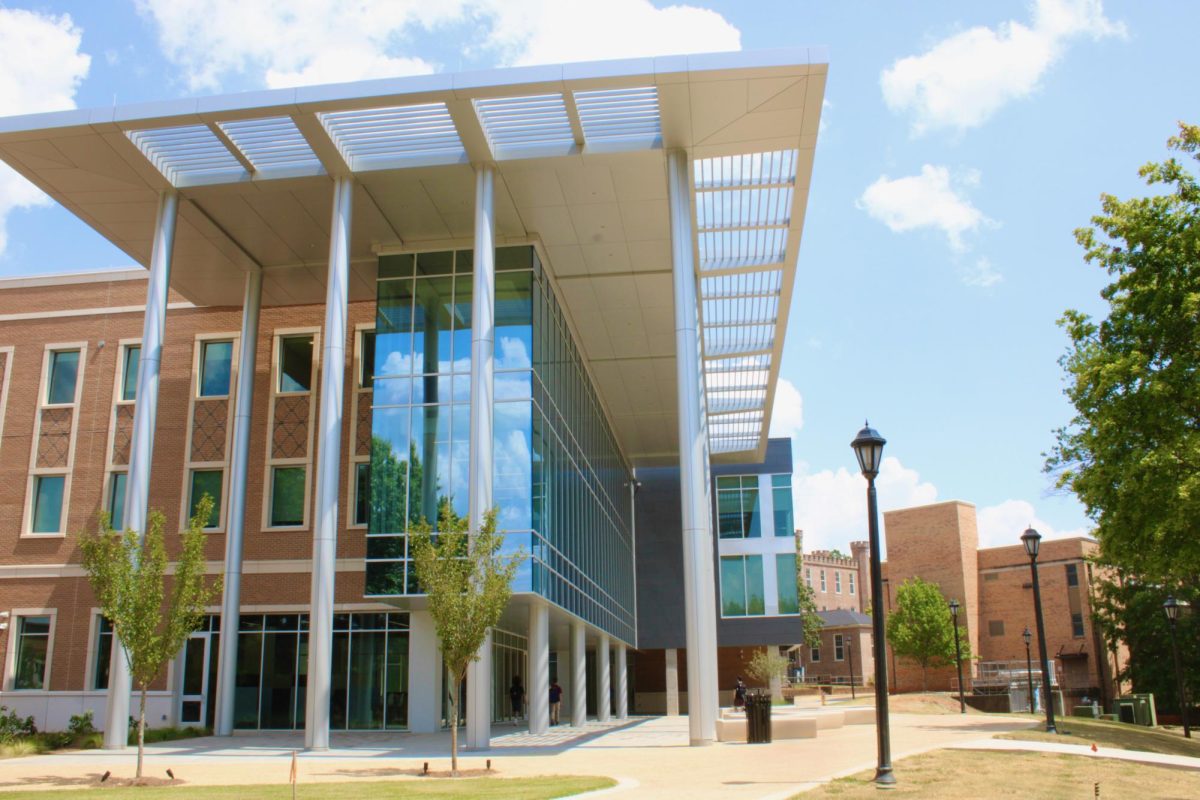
[510,675,526,722]
[734,675,748,711]
[549,680,563,725]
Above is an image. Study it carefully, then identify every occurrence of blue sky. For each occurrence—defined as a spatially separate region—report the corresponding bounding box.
[0,1,1189,552]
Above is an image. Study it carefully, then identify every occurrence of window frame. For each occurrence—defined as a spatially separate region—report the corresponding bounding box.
[1071,612,1085,638]
[275,333,316,396]
[105,471,128,531]
[819,569,827,592]
[834,634,845,662]
[25,342,87,537]
[849,572,856,595]
[187,468,225,530]
[835,571,842,594]
[810,644,820,663]
[119,342,141,402]
[4,609,56,692]
[268,465,308,529]
[719,554,765,618]
[44,347,82,407]
[85,611,114,692]
[196,337,236,399]
[262,328,320,532]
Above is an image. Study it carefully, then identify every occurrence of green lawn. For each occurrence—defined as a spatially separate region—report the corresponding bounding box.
[800,749,1198,799]
[998,715,1200,758]
[0,776,614,799]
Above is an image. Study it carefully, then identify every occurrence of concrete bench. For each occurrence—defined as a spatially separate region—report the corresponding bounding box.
[841,707,875,725]
[714,714,818,742]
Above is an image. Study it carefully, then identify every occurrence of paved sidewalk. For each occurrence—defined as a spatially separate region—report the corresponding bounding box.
[0,713,1031,798]
[948,736,1200,770]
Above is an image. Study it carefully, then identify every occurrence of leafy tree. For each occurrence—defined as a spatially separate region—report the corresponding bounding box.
[795,532,823,649]
[80,497,222,778]
[885,578,970,691]
[1048,123,1200,584]
[409,506,524,776]
[746,647,790,688]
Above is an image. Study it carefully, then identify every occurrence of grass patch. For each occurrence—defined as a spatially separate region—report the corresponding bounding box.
[998,715,1200,758]
[801,749,1198,798]
[0,775,613,799]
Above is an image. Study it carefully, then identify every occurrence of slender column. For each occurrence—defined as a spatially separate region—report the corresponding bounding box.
[571,622,587,727]
[213,269,262,737]
[104,190,178,749]
[597,634,611,723]
[665,648,680,716]
[616,643,628,719]
[528,603,550,734]
[667,149,718,745]
[408,610,441,733]
[304,176,354,750]
[465,164,496,750]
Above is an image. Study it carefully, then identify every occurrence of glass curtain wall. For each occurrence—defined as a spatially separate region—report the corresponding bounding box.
[366,246,636,646]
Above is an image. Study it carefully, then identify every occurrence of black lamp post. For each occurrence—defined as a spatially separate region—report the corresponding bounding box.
[851,421,894,787]
[1021,527,1057,733]
[1023,627,1035,714]
[949,599,965,714]
[847,635,857,700]
[1164,596,1191,738]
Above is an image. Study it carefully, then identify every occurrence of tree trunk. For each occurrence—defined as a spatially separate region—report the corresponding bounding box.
[449,681,459,777]
[137,686,147,779]
[921,664,928,692]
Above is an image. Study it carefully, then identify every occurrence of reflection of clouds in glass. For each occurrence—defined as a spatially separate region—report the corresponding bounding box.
[495,371,532,401]
[380,350,414,376]
[497,336,531,370]
[374,377,411,406]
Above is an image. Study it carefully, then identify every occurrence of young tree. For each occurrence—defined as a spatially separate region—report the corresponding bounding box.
[746,647,790,688]
[794,532,823,650]
[409,506,524,776]
[1048,123,1200,584]
[80,496,222,779]
[885,578,970,692]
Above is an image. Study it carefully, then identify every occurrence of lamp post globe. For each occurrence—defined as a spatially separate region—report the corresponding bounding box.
[1022,527,1056,733]
[949,599,965,714]
[1163,596,1191,738]
[850,421,894,787]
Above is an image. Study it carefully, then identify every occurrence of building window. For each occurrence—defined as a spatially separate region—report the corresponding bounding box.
[834,634,845,662]
[107,472,127,531]
[849,572,856,595]
[199,340,234,397]
[1071,613,1085,638]
[719,554,765,616]
[776,554,799,614]
[835,572,842,594]
[31,475,65,534]
[988,620,1005,637]
[810,645,820,663]
[771,474,793,537]
[12,616,51,690]
[1066,563,1079,587]
[819,569,827,592]
[46,349,80,405]
[805,567,812,588]
[270,466,306,527]
[716,475,761,539]
[189,470,223,528]
[92,616,113,690]
[120,345,140,401]
[359,330,376,389]
[354,462,370,526]
[278,335,314,393]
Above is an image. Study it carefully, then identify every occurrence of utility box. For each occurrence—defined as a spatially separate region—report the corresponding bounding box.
[1114,695,1157,727]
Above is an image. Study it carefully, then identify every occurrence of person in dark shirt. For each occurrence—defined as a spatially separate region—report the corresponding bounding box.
[510,675,526,721]
[734,675,748,711]
[549,680,563,725]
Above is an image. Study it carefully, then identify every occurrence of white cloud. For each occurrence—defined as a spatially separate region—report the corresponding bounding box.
[858,165,992,251]
[882,0,1125,134]
[136,0,740,91]
[962,257,1003,288]
[794,456,939,556]
[768,378,804,439]
[976,499,1090,549]
[0,9,90,258]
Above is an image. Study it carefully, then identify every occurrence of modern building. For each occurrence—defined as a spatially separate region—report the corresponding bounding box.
[0,49,826,749]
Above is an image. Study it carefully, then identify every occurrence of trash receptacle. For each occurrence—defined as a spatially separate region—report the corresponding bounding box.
[746,691,773,744]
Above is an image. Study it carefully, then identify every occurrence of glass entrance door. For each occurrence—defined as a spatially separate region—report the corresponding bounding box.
[179,633,211,726]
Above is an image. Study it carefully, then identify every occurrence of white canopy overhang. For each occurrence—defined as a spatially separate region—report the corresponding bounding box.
[0,48,826,466]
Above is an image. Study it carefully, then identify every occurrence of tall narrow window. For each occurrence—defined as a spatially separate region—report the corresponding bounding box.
[819,569,827,592]
[279,335,314,393]
[92,616,113,690]
[835,572,842,594]
[121,345,140,401]
[810,644,820,663]
[12,616,51,689]
[354,462,370,526]
[719,555,764,616]
[360,330,376,389]
[1071,613,1085,637]
[47,349,80,405]
[271,466,306,527]
[31,475,65,534]
[805,567,812,588]
[189,470,223,528]
[108,472,128,531]
[772,474,793,536]
[849,572,856,595]
[834,634,845,662]
[776,554,799,614]
[1066,563,1079,587]
[199,340,233,397]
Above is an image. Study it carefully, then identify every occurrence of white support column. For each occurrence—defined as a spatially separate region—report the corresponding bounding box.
[665,648,680,716]
[408,610,441,733]
[465,163,496,751]
[667,148,719,746]
[571,622,587,727]
[616,643,628,719]
[104,189,178,749]
[213,268,262,737]
[528,603,550,735]
[597,634,611,723]
[304,175,354,750]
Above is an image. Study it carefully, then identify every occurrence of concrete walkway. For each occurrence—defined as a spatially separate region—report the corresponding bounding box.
[0,713,1031,798]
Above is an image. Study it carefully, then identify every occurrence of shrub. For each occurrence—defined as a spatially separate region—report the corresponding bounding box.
[68,710,95,740]
[0,707,36,743]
